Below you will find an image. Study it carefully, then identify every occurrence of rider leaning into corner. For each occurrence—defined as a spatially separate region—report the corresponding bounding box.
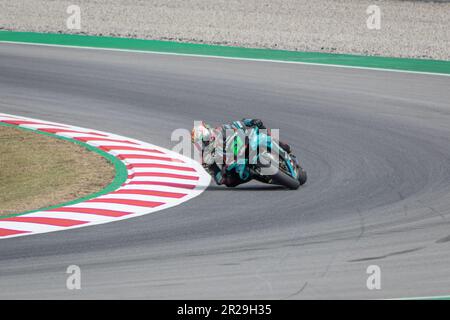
[191,118,293,187]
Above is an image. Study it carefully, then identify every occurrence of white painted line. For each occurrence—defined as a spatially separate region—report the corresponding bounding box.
[1,41,449,77]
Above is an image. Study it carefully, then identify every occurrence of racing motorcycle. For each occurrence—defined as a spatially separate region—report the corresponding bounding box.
[215,126,307,190]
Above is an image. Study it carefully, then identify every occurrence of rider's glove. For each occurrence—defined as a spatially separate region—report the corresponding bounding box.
[242,118,266,129]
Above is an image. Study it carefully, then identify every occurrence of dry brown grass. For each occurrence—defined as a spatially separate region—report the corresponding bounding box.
[0,125,115,215]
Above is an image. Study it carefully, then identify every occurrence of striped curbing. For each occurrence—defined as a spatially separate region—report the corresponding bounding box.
[0,113,210,239]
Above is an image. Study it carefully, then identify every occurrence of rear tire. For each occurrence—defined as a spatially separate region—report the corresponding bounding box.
[258,152,305,190]
[269,167,301,190]
[298,168,307,186]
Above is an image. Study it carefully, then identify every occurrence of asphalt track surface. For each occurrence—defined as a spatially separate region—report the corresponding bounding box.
[0,43,450,299]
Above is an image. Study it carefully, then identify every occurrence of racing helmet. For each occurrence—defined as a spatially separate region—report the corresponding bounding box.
[191,121,213,152]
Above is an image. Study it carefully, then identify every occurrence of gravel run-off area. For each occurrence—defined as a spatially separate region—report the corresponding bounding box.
[0,0,449,60]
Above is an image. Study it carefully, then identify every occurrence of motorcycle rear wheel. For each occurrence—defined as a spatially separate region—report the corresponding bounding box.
[269,167,301,190]
[297,167,307,186]
[257,152,306,190]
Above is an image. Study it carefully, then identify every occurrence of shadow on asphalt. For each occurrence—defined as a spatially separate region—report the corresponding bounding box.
[207,184,286,191]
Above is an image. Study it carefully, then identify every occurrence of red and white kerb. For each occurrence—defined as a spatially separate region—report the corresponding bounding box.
[0,113,210,239]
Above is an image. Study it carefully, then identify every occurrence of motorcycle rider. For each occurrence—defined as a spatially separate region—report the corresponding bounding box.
[191,119,292,187]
